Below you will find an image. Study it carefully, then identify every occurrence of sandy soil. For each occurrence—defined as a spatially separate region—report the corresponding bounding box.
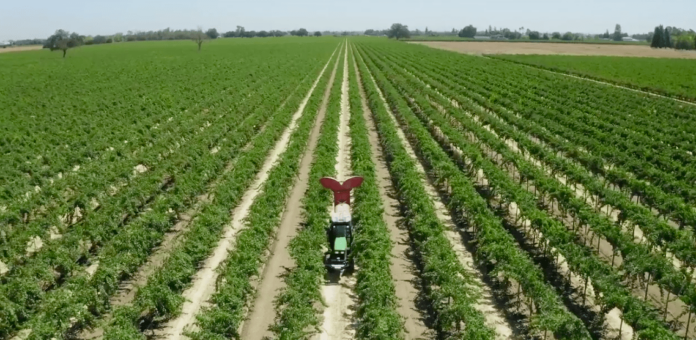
[156,46,340,340]
[353,51,430,339]
[317,42,357,340]
[359,51,514,339]
[410,41,696,59]
[0,45,42,54]
[241,44,342,340]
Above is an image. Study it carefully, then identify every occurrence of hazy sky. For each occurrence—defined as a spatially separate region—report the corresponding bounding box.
[1,0,694,41]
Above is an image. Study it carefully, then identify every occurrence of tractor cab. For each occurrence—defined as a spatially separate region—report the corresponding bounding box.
[320,177,363,274]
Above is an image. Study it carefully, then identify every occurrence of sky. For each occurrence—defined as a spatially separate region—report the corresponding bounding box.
[1,0,694,41]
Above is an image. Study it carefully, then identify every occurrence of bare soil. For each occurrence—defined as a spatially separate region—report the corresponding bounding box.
[318,42,357,340]
[0,45,42,54]
[241,44,341,340]
[410,42,696,59]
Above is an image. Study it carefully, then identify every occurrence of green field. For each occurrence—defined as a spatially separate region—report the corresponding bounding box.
[493,54,696,100]
[3,37,696,340]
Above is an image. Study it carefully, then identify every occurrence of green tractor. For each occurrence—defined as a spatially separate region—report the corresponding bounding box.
[320,177,363,275]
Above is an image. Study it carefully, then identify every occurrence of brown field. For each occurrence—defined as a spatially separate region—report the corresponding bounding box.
[410,41,696,58]
[0,45,43,54]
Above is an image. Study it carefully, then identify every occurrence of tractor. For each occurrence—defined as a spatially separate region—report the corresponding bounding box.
[320,176,363,275]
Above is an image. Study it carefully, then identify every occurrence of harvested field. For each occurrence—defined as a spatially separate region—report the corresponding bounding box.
[410,41,696,58]
[0,45,42,53]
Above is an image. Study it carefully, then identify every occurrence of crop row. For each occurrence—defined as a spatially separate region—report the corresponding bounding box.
[188,42,341,340]
[360,43,680,339]
[372,43,696,267]
[269,42,344,339]
[356,44,500,339]
[0,64,291,268]
[366,43,696,326]
[397,45,696,231]
[0,57,315,340]
[346,44,403,339]
[16,64,321,340]
[0,45,273,208]
[355,42,592,339]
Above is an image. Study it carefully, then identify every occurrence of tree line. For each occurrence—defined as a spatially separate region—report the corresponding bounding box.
[650,25,696,50]
[41,26,325,57]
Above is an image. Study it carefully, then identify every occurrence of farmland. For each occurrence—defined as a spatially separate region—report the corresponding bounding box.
[1,36,696,340]
[491,54,696,101]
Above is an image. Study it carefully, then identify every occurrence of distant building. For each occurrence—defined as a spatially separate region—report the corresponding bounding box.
[622,37,640,42]
[0,41,11,47]
[474,36,491,40]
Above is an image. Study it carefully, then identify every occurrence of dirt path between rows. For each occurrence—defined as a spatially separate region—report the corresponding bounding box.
[317,41,357,340]
[155,46,340,340]
[240,44,342,340]
[352,50,431,339]
[356,49,514,339]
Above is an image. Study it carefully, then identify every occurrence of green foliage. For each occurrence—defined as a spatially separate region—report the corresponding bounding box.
[356,43,498,339]
[377,38,696,337]
[613,24,623,41]
[492,54,696,101]
[188,43,339,340]
[347,45,404,339]
[0,38,340,339]
[270,43,344,339]
[458,25,476,38]
[205,28,219,39]
[363,41,679,338]
[387,23,411,40]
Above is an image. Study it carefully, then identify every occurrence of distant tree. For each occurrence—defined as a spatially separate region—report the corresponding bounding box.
[270,30,285,37]
[236,26,246,37]
[675,35,695,50]
[55,39,70,57]
[644,31,654,42]
[602,30,610,39]
[243,31,257,38]
[542,33,549,40]
[192,27,207,51]
[562,32,574,41]
[224,31,236,38]
[205,28,219,39]
[364,29,376,36]
[314,31,322,37]
[551,32,561,39]
[528,31,541,40]
[387,23,411,40]
[257,30,269,38]
[44,29,82,58]
[458,25,477,38]
[92,35,108,44]
[663,27,672,48]
[651,26,664,48]
[612,24,623,41]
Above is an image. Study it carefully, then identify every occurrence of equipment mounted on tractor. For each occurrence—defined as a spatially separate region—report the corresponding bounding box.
[320,176,363,275]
